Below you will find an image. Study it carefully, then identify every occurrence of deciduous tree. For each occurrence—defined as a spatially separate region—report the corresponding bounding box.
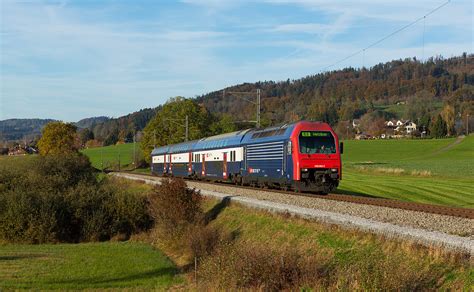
[440,104,455,136]
[38,122,78,155]
[430,115,447,138]
[141,97,211,163]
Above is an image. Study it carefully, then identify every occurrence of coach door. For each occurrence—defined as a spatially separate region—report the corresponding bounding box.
[169,154,172,174]
[163,154,167,174]
[201,154,206,177]
[223,152,228,179]
[188,152,192,175]
[243,146,247,170]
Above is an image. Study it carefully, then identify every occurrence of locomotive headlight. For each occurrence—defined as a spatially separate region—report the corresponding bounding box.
[302,168,308,172]
[331,168,338,172]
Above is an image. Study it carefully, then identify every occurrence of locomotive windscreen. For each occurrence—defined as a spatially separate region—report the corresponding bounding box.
[299,131,336,154]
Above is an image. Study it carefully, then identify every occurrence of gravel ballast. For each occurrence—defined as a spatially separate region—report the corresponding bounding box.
[113,173,474,254]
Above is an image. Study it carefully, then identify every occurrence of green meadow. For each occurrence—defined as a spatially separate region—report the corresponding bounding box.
[81,142,139,170]
[338,135,474,208]
[0,242,182,290]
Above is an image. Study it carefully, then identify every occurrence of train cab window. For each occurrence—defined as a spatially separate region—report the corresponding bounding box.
[299,131,336,154]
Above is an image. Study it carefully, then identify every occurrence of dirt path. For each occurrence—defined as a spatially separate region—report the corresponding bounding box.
[430,135,465,156]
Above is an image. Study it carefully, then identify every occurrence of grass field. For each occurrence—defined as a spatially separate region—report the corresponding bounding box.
[81,143,139,170]
[0,242,182,290]
[338,135,474,208]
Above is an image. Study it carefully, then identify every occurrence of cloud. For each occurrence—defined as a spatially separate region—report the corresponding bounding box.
[271,23,329,34]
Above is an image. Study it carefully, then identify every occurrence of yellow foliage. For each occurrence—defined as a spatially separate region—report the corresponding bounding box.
[37,121,78,155]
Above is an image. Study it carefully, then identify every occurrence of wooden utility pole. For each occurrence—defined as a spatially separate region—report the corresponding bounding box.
[133,130,136,165]
[467,113,470,135]
[257,89,261,128]
[185,115,189,141]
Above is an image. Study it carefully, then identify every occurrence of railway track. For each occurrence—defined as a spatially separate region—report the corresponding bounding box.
[121,172,474,220]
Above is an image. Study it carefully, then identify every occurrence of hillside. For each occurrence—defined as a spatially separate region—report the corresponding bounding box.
[89,107,157,144]
[196,54,473,127]
[75,116,110,129]
[0,118,56,142]
[74,54,474,144]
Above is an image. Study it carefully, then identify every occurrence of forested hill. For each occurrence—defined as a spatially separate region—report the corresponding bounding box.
[89,107,157,144]
[0,118,56,141]
[196,54,473,126]
[75,116,110,129]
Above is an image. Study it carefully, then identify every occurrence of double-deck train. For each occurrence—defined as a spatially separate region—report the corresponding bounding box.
[151,120,343,193]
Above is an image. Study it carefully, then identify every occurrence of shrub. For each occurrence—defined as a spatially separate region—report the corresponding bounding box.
[0,154,152,243]
[198,242,327,290]
[148,178,203,234]
[187,225,230,259]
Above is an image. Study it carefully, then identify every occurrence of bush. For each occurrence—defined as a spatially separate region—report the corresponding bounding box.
[187,225,230,259]
[198,242,326,290]
[148,178,203,234]
[0,154,152,243]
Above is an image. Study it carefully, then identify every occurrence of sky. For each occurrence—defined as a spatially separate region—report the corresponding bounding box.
[1,0,472,122]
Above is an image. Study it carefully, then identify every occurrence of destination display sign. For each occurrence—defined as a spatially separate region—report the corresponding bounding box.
[300,131,331,137]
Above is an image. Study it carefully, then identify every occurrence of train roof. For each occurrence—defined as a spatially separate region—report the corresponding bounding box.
[241,123,295,144]
[151,145,170,155]
[193,129,251,151]
[168,140,199,153]
[151,121,327,155]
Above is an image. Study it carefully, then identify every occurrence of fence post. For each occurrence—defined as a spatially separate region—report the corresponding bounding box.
[194,256,198,284]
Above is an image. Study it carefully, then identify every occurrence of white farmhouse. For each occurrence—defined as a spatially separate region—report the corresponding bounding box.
[385,120,396,127]
[405,121,417,134]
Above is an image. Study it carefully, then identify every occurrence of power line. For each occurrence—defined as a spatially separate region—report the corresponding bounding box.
[319,0,451,73]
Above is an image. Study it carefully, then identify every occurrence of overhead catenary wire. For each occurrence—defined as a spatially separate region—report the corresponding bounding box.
[318,0,451,73]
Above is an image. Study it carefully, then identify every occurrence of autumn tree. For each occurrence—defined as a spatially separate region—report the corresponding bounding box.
[404,90,435,121]
[307,98,338,125]
[334,120,355,140]
[430,115,448,138]
[141,97,211,163]
[38,122,78,155]
[78,128,94,147]
[358,112,387,137]
[440,104,455,136]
